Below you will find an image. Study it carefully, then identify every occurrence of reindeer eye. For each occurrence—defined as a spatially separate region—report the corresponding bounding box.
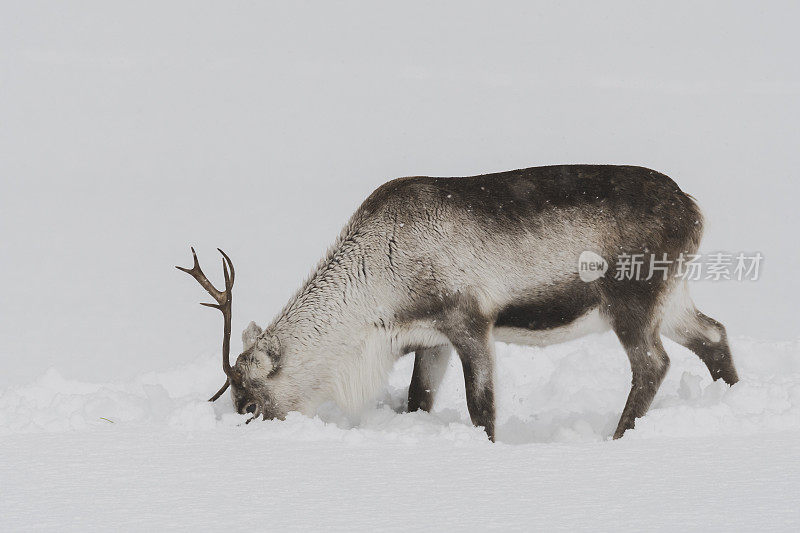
[245,402,257,414]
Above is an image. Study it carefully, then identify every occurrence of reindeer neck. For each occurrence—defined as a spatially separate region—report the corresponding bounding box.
[270,233,378,349]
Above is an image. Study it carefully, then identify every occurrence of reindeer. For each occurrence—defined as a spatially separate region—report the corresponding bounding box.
[177,165,739,440]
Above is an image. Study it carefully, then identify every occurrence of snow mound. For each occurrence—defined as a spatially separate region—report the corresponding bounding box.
[2,334,799,443]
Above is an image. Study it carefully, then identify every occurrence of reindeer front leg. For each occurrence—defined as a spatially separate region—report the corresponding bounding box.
[408,345,453,412]
[444,316,496,442]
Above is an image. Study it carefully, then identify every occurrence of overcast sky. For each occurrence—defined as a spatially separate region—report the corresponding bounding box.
[2,1,798,386]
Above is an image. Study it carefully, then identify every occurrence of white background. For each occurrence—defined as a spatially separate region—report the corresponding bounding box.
[2,2,798,384]
[3,4,800,531]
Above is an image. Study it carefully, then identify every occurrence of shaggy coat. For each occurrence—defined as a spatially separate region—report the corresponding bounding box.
[231,165,738,440]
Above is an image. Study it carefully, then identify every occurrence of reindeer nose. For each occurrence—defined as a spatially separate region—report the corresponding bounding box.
[245,402,257,414]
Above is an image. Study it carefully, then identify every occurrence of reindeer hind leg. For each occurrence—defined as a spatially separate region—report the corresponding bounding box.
[603,282,671,439]
[662,283,739,385]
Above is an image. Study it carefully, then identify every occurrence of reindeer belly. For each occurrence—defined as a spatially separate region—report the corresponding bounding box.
[493,307,609,346]
[492,288,609,347]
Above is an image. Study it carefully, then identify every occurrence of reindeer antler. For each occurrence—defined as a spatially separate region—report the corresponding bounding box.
[177,247,237,401]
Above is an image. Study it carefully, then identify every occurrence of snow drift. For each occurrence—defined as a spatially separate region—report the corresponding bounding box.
[2,334,798,442]
[2,334,799,530]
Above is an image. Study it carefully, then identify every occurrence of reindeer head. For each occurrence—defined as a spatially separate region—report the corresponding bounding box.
[176,248,293,422]
[233,322,296,420]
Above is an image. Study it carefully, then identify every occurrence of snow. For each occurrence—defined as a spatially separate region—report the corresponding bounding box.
[2,334,799,530]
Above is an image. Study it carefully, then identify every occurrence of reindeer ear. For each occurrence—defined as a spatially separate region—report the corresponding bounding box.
[242,321,263,350]
[255,334,281,356]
